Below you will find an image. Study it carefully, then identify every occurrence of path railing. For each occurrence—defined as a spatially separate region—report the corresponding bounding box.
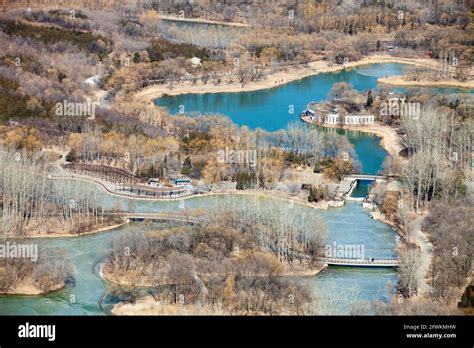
[316,257,399,267]
[50,170,193,200]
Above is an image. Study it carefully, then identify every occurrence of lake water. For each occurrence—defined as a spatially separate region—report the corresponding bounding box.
[156,63,407,131]
[2,64,422,315]
[0,188,397,315]
[156,63,471,174]
[156,63,407,174]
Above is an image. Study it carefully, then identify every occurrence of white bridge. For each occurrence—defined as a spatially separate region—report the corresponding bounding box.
[317,257,399,268]
[290,250,399,268]
[343,174,388,183]
[106,212,199,224]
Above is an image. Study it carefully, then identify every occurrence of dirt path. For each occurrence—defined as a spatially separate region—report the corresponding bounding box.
[408,213,433,297]
[379,76,474,89]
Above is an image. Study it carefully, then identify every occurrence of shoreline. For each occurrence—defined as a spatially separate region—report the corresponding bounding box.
[101,261,327,289]
[0,280,66,296]
[103,261,327,315]
[51,171,331,207]
[308,121,405,163]
[378,76,474,89]
[49,173,195,202]
[16,221,128,240]
[14,176,328,240]
[135,55,444,104]
[110,294,313,315]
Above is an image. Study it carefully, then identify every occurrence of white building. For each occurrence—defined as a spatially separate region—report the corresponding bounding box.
[343,114,374,125]
[325,114,340,124]
[148,178,163,188]
[319,113,374,125]
[84,75,102,88]
[303,102,374,126]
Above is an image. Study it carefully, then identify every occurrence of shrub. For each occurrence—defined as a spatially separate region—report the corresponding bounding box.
[147,38,211,62]
[308,185,326,203]
[235,171,257,190]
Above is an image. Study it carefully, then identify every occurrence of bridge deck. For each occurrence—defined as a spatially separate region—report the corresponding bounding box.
[106,214,399,268]
[343,174,388,182]
[317,257,399,268]
[106,212,199,224]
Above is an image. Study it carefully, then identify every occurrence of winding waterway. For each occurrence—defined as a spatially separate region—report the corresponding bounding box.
[0,187,398,315]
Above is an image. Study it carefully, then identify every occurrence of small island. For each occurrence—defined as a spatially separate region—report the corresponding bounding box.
[102,204,326,315]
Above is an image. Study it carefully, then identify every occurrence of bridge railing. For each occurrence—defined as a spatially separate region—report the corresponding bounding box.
[343,174,387,180]
[106,211,201,224]
[316,257,399,266]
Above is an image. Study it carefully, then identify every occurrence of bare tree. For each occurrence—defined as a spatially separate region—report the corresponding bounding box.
[398,247,422,298]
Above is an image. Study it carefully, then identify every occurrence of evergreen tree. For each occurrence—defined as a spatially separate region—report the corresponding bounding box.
[258,170,265,189]
[366,89,374,107]
[181,156,192,176]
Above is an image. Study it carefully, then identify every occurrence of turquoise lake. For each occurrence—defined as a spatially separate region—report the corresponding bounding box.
[7,63,453,315]
[156,63,404,174]
[0,188,397,315]
[156,63,408,131]
[156,63,470,174]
